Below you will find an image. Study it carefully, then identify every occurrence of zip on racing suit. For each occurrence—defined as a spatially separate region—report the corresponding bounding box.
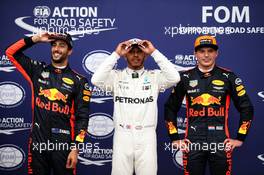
[6,37,91,175]
[91,50,180,175]
[165,66,254,175]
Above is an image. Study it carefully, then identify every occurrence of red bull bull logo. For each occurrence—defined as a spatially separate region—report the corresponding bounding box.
[39,87,68,103]
[191,93,221,106]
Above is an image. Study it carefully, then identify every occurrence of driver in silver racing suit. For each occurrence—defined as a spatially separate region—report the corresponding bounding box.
[91,38,180,175]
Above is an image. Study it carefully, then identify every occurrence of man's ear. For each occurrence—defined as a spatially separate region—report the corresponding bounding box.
[68,49,73,56]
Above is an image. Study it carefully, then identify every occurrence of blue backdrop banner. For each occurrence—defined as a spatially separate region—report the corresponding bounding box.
[1,0,264,174]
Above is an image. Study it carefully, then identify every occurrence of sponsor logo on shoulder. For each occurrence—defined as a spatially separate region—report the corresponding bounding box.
[41,71,49,78]
[189,80,198,88]
[62,77,74,85]
[212,80,224,86]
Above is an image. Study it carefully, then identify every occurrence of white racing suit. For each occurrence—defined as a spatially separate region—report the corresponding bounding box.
[91,50,180,175]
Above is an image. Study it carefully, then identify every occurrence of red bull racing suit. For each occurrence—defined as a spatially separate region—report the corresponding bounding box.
[165,66,254,175]
[91,50,180,175]
[6,37,91,175]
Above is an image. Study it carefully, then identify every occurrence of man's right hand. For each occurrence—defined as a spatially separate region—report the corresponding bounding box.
[32,32,55,43]
[172,139,191,153]
[115,40,132,57]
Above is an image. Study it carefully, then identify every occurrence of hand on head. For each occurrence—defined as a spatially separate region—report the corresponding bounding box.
[32,32,57,43]
[115,39,156,57]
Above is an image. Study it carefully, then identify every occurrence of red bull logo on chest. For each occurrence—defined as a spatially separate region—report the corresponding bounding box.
[191,93,221,106]
[38,87,68,103]
[36,87,70,114]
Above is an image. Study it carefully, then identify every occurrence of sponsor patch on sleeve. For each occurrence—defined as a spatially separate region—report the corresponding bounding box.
[236,85,244,92]
[238,121,251,135]
[166,122,178,134]
[237,90,246,97]
[62,77,74,85]
[76,130,86,142]
[83,96,90,102]
[83,90,91,96]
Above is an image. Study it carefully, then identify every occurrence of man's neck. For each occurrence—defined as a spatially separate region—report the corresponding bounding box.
[127,65,144,70]
[198,64,215,73]
[52,61,68,69]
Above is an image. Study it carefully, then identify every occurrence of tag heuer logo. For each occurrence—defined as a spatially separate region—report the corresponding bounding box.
[189,80,198,87]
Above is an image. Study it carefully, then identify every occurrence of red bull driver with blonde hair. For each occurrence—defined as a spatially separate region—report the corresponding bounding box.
[165,35,254,175]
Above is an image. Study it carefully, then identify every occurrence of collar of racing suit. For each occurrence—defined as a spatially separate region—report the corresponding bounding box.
[125,67,145,78]
[196,65,217,78]
[48,64,71,74]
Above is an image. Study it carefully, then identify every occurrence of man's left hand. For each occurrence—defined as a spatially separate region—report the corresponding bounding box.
[66,149,78,169]
[138,40,156,55]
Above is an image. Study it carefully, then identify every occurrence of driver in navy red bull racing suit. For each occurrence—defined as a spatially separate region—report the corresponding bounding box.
[165,35,254,175]
[6,33,91,175]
